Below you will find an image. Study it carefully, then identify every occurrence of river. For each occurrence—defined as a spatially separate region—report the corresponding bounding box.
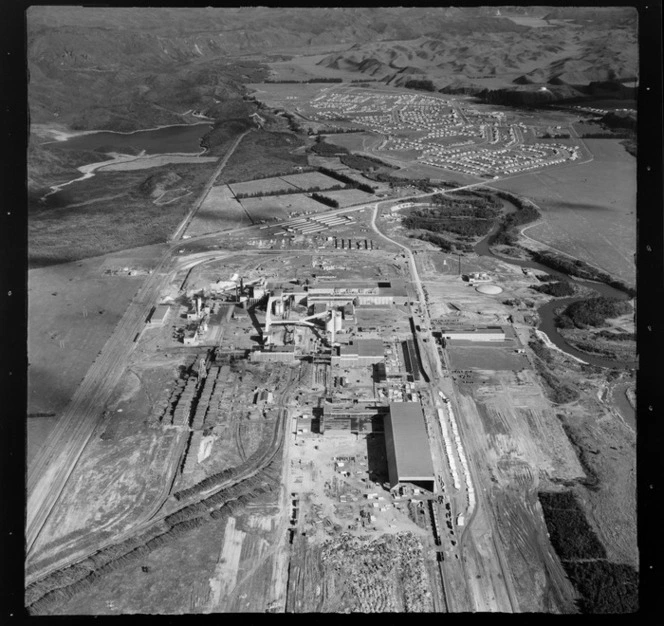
[473,199,636,370]
[45,122,213,155]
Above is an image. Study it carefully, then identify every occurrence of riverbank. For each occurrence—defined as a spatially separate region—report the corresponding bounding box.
[472,194,635,371]
[34,120,214,144]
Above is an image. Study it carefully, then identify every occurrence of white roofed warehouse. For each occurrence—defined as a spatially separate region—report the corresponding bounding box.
[384,402,435,492]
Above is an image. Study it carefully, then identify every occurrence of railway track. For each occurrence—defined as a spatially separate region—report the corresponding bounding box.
[26,131,254,562]
[26,365,296,591]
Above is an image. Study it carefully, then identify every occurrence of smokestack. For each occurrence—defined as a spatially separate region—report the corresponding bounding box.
[196,296,201,316]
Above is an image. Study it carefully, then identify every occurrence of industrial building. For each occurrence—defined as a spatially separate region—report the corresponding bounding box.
[307,280,408,307]
[331,339,385,367]
[319,403,388,434]
[384,402,435,492]
[250,346,298,363]
[147,304,171,326]
[440,326,505,343]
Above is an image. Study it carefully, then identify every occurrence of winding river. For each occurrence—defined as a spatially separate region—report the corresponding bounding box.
[474,200,636,370]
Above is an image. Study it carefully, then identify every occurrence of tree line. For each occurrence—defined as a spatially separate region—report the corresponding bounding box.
[234,183,346,199]
[530,250,636,297]
[556,296,631,329]
[318,166,375,193]
[539,490,638,613]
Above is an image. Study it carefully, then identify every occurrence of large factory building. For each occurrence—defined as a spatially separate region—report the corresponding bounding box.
[384,402,435,492]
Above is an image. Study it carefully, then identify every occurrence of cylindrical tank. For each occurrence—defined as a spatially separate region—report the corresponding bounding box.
[274,300,284,315]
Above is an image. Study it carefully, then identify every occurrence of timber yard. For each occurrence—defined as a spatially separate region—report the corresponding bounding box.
[25,8,641,614]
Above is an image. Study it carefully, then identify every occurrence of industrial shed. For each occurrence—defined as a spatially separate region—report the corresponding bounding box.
[384,402,435,492]
[147,304,171,326]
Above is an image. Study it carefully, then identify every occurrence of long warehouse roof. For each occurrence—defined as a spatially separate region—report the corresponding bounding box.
[385,402,435,484]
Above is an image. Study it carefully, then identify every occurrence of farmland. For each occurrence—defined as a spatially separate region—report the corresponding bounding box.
[314,188,376,208]
[229,177,299,197]
[185,185,252,236]
[279,171,347,190]
[492,139,636,285]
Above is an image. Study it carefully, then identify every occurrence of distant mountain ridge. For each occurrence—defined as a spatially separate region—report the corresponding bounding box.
[27,7,638,133]
[316,15,637,99]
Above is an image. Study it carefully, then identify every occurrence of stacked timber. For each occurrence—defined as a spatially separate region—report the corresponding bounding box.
[191,366,220,429]
[172,378,197,426]
[182,431,203,475]
[206,365,229,424]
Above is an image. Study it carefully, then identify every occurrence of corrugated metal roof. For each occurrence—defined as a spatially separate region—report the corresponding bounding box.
[385,402,435,484]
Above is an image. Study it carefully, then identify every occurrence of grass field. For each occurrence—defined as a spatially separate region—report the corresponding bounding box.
[185,185,252,236]
[492,139,636,284]
[228,177,299,196]
[320,132,383,153]
[315,188,375,207]
[29,162,218,267]
[278,171,344,190]
[239,193,327,222]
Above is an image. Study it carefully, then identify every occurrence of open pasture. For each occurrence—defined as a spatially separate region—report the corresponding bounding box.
[239,193,327,222]
[278,170,344,190]
[186,185,252,235]
[317,188,376,207]
[229,177,299,196]
[321,132,383,154]
[492,139,636,284]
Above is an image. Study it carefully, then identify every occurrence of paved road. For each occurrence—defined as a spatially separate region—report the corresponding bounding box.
[369,201,518,612]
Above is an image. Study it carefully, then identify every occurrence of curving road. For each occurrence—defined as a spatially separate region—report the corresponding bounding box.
[369,201,518,612]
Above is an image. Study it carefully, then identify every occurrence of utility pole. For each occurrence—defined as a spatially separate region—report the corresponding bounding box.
[457,254,461,276]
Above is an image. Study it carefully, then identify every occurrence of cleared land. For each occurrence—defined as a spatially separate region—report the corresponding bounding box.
[185,185,252,236]
[492,139,636,285]
[239,194,329,222]
[27,245,165,463]
[447,346,528,371]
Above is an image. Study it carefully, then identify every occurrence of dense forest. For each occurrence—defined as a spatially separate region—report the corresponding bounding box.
[539,491,638,613]
[310,139,350,156]
[402,193,501,239]
[532,280,576,297]
[490,191,541,246]
[340,153,397,172]
[556,296,631,329]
